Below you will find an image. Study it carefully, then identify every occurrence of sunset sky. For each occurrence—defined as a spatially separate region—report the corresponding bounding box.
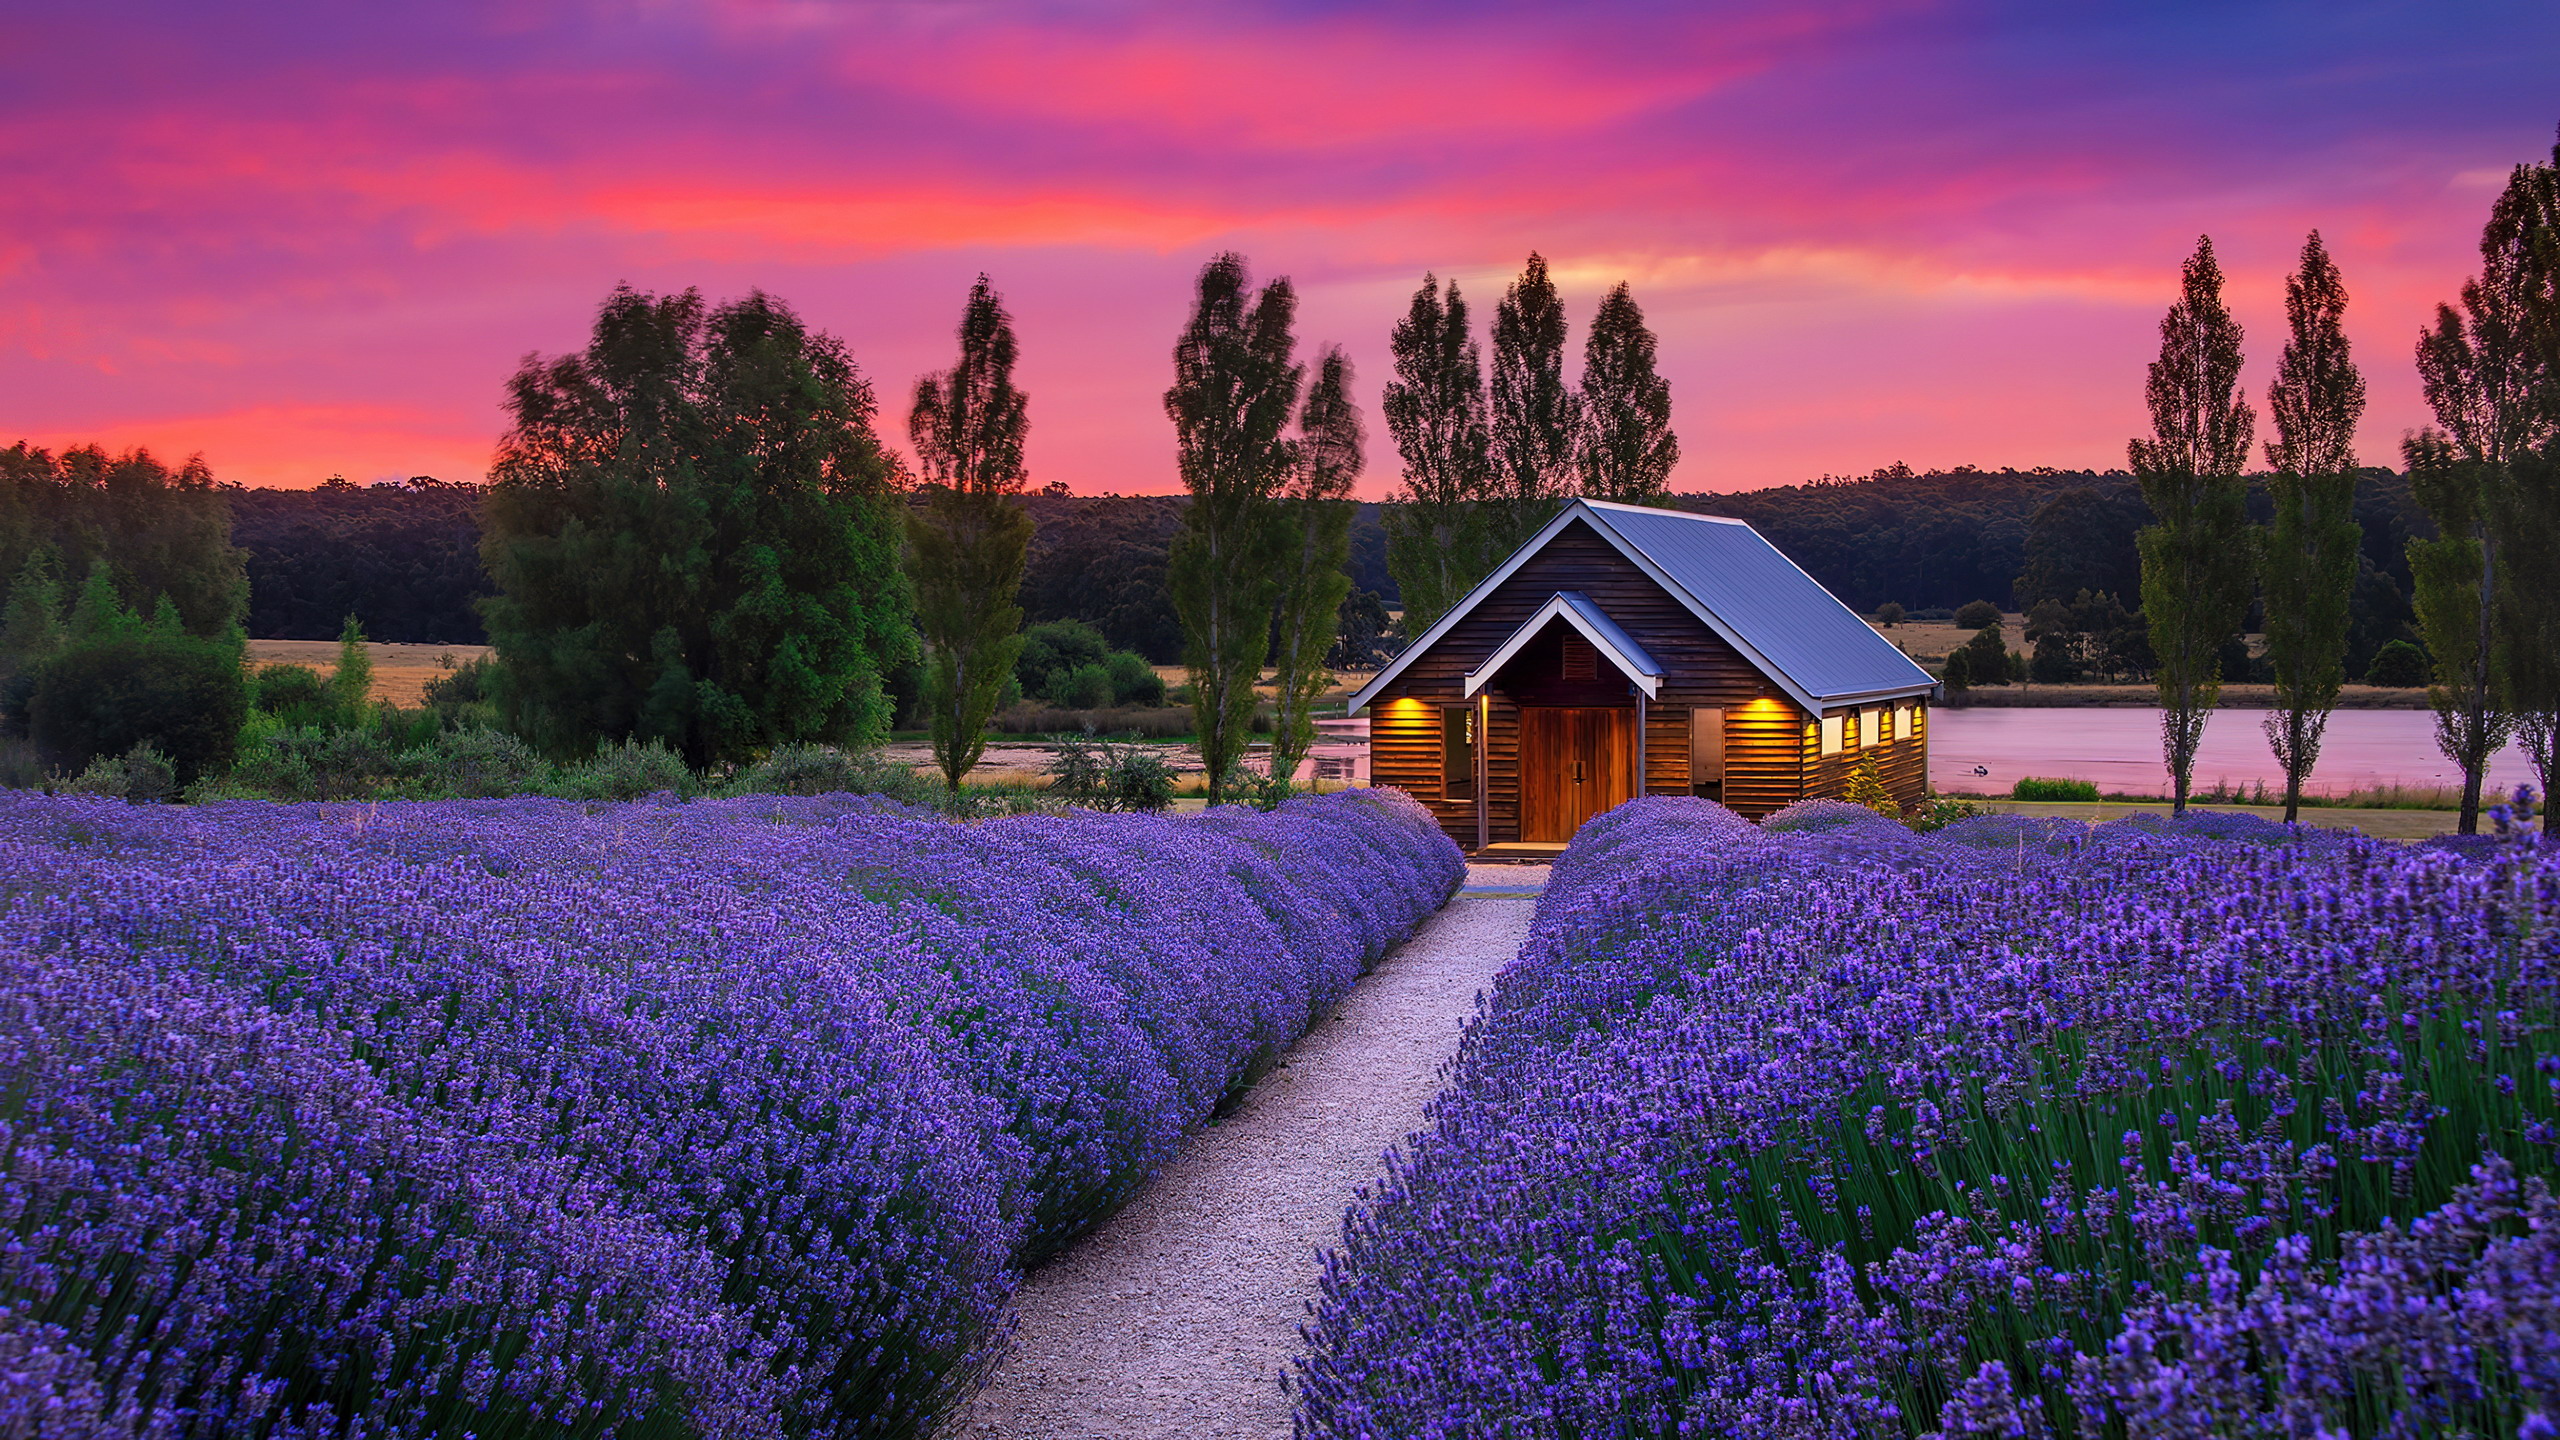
[4,1,2555,497]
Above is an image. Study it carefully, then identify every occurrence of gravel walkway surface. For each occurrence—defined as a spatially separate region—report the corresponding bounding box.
[963,863,1546,1440]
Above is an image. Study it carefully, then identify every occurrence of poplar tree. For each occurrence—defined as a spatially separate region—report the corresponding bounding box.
[2258,232,2365,824]
[1266,347,1362,796]
[2129,236,2256,818]
[1575,282,1679,504]
[2409,149,2557,833]
[2486,137,2560,833]
[907,275,1035,792]
[1489,253,1577,552]
[1382,275,1496,636]
[1165,254,1301,805]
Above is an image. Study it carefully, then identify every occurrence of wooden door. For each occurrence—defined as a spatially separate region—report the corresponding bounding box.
[1518,707,1636,841]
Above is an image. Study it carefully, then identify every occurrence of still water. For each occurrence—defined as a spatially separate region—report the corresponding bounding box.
[1930,707,2541,798]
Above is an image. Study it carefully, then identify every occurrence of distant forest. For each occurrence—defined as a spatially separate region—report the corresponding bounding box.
[232,465,2430,672]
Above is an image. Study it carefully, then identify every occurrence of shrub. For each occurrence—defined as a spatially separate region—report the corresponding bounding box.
[1045,736,1177,812]
[65,740,179,802]
[1105,650,1166,707]
[1873,601,1906,627]
[2011,774,2099,801]
[1843,750,1899,817]
[1954,598,2002,628]
[1941,647,1971,690]
[251,661,342,728]
[1051,661,1114,710]
[1293,798,2560,1439]
[727,743,944,806]
[554,736,693,801]
[28,633,247,783]
[422,654,501,725]
[424,724,550,798]
[1018,619,1110,697]
[2367,637,2428,686]
[0,787,1463,1437]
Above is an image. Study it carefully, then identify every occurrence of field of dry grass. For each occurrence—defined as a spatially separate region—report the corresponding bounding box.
[245,640,492,708]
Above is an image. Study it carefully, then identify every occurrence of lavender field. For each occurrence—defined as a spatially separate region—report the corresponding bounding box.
[1295,798,2560,1439]
[0,788,1462,1439]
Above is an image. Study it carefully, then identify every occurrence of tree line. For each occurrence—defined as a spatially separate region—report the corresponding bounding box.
[2126,132,2560,833]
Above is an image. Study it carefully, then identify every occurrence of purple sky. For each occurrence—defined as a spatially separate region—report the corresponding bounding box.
[4,1,2555,495]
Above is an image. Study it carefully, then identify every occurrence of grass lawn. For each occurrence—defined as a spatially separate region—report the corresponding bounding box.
[1984,797,2465,841]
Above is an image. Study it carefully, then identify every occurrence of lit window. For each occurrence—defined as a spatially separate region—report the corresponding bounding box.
[1895,704,1914,740]
[1819,714,1843,755]
[1860,706,1883,747]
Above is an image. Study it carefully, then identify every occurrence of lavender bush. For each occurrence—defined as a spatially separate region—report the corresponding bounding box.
[1294,795,2560,1439]
[0,787,1460,1439]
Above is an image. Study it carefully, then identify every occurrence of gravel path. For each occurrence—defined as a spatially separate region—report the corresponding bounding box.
[963,863,1546,1440]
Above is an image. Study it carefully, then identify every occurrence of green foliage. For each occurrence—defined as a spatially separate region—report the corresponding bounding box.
[2010,775,2100,802]
[2259,231,2368,823]
[1103,651,1164,707]
[2131,235,2257,815]
[65,741,179,803]
[908,275,1035,792]
[1049,663,1112,709]
[2365,637,2429,686]
[1957,623,2010,687]
[1268,347,1361,792]
[1953,598,2001,629]
[1903,795,1990,832]
[1018,620,1108,696]
[1043,736,1175,813]
[0,442,247,639]
[1873,601,1905,627]
[421,654,501,726]
[478,285,912,768]
[1488,253,1576,551]
[1165,254,1300,805]
[330,615,374,714]
[0,548,68,736]
[1381,273,1497,637]
[553,737,694,802]
[1574,282,1678,504]
[1843,751,1899,817]
[251,662,341,729]
[1941,647,1971,691]
[28,632,247,784]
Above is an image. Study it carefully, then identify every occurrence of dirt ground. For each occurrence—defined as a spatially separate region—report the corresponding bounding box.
[245,640,493,707]
[964,865,1543,1439]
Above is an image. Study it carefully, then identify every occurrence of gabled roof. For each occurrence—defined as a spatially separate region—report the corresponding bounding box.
[1348,498,1935,715]
[1463,591,1662,699]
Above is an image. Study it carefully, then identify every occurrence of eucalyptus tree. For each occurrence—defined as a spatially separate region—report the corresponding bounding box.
[1165,254,1302,805]
[2258,232,2366,824]
[907,275,1035,792]
[2129,237,2255,817]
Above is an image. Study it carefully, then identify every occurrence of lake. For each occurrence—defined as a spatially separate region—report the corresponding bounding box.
[1930,707,2542,798]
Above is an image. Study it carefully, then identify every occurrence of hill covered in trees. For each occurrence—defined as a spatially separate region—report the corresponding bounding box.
[219,465,2429,673]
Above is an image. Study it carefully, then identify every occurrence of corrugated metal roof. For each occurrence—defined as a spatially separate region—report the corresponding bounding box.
[1556,591,1663,678]
[1580,500,1934,704]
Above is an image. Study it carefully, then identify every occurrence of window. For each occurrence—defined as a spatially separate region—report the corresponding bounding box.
[1819,713,1843,755]
[1442,706,1476,800]
[1689,708,1725,802]
[1894,703,1915,741]
[1860,706,1883,748]
[1561,636,1598,680]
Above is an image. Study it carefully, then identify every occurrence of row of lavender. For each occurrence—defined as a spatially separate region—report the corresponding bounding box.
[1293,798,2560,1438]
[0,788,1462,1440]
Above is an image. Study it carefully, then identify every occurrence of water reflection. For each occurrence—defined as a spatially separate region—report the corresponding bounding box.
[1930,707,2538,797]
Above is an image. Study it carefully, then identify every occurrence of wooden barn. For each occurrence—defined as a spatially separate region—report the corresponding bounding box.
[1348,499,1938,850]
